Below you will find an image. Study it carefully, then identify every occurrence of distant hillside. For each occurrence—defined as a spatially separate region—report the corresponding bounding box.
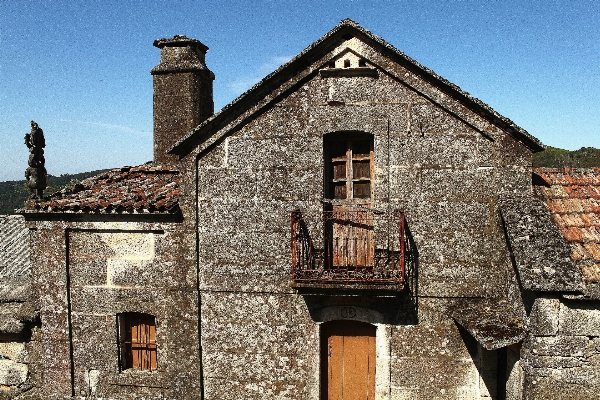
[0,169,111,215]
[1,146,598,214]
[533,146,600,168]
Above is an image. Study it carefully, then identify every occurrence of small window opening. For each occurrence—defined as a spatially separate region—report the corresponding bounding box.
[358,59,367,67]
[328,61,336,68]
[343,59,351,68]
[117,313,157,371]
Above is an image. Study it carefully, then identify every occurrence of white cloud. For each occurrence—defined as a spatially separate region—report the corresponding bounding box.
[59,119,151,136]
[227,55,293,97]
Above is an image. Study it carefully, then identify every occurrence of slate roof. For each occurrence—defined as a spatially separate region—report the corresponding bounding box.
[0,215,34,334]
[21,164,180,214]
[499,194,583,293]
[534,167,600,288]
[451,297,526,350]
[170,18,544,157]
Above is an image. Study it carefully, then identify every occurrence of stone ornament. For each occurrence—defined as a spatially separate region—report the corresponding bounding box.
[24,121,47,200]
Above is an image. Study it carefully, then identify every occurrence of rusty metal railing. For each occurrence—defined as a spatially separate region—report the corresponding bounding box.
[291,209,405,286]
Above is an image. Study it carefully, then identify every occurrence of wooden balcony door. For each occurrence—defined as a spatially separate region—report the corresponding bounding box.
[325,132,375,269]
[321,321,376,400]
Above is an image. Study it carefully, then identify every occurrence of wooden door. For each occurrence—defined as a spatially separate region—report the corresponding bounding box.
[321,321,376,400]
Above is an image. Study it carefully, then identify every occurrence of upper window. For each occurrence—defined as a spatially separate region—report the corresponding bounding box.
[325,132,373,201]
[117,313,157,372]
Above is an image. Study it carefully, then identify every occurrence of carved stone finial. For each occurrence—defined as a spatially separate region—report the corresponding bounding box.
[24,121,47,200]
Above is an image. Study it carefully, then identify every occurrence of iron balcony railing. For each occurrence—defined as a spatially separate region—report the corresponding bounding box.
[291,209,405,287]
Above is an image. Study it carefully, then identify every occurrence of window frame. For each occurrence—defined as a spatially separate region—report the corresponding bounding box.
[117,312,157,372]
[324,131,374,203]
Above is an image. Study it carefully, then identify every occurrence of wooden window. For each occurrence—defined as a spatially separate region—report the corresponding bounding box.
[118,313,157,372]
[325,132,374,201]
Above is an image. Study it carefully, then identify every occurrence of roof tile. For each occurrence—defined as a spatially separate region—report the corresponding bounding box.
[579,264,600,283]
[535,168,600,284]
[584,243,600,262]
[21,164,180,214]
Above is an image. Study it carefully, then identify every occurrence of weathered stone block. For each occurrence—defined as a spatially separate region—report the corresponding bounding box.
[390,134,478,168]
[420,167,496,200]
[391,357,478,389]
[529,335,589,357]
[204,375,309,400]
[407,198,493,234]
[202,322,314,355]
[69,259,108,287]
[391,323,471,359]
[201,292,312,326]
[71,314,117,372]
[0,359,27,386]
[560,300,600,336]
[529,296,560,336]
[0,343,26,363]
[227,135,322,170]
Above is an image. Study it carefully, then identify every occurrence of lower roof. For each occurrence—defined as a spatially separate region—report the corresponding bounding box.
[534,167,600,297]
[20,164,180,215]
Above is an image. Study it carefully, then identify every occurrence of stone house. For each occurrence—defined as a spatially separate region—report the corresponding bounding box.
[11,19,600,399]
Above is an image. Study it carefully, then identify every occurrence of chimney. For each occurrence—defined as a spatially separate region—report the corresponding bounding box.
[151,35,214,164]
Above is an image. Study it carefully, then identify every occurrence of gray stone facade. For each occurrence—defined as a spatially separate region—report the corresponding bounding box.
[14,19,600,399]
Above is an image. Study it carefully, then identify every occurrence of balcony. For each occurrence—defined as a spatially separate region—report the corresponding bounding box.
[291,208,405,291]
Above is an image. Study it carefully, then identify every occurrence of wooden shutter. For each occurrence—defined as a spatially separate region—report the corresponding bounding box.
[325,133,373,201]
[119,313,157,371]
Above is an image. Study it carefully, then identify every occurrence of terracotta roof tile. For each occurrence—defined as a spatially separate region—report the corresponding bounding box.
[544,199,567,214]
[580,264,600,282]
[571,243,588,261]
[560,227,584,243]
[21,164,180,214]
[534,167,600,282]
[584,243,600,262]
[581,213,600,227]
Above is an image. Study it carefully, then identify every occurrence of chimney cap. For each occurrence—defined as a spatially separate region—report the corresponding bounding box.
[153,35,209,53]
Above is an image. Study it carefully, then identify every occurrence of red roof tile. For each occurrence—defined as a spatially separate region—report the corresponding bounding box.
[534,168,600,282]
[23,164,179,214]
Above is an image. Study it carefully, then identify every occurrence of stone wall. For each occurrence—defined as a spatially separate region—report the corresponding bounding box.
[194,36,532,399]
[522,296,600,399]
[28,219,198,399]
[0,339,34,399]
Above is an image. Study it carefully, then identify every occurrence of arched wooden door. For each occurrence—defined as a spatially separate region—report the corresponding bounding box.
[321,320,376,400]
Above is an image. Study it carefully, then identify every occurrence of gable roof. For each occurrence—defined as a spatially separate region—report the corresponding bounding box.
[534,167,600,297]
[170,19,544,158]
[20,164,180,215]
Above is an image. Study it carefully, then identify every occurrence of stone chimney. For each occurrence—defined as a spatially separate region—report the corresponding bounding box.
[151,35,214,164]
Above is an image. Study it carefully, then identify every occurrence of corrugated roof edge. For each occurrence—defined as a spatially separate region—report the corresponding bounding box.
[169,18,544,157]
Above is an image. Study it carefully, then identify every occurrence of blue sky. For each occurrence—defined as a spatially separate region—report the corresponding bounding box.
[1,0,598,181]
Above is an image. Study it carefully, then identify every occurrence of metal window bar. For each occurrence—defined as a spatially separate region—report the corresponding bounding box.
[291,209,405,285]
